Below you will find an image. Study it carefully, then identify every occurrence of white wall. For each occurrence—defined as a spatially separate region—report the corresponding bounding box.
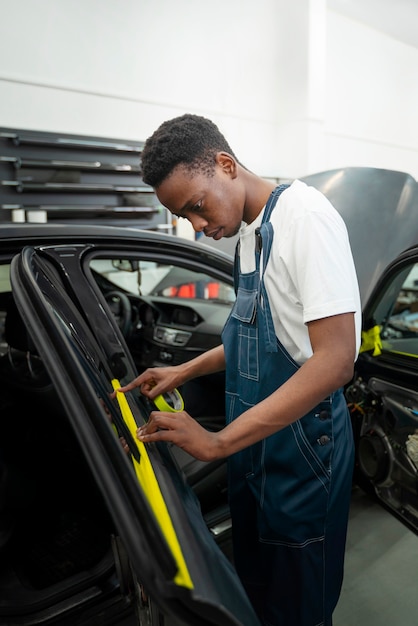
[0,0,417,180]
[324,11,418,178]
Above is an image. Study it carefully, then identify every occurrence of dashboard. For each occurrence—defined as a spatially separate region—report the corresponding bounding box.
[126,294,231,369]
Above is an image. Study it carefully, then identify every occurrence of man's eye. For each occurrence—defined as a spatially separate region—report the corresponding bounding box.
[192,201,203,213]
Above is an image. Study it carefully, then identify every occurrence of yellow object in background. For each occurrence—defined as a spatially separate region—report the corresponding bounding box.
[360,325,382,356]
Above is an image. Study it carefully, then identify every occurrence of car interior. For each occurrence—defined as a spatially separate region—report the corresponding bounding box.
[347,257,418,533]
[0,253,235,623]
[0,287,121,621]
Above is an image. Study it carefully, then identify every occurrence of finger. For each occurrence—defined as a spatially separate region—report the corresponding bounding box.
[118,373,159,395]
[143,383,173,400]
[139,382,159,398]
[136,411,177,436]
[119,437,131,455]
[137,429,174,443]
[116,379,142,393]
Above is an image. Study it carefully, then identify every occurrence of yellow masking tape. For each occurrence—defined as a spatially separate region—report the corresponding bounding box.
[111,379,193,589]
[360,325,382,356]
[154,389,184,413]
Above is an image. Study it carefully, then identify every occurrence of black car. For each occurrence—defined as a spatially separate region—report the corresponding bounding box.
[0,224,257,626]
[1,166,418,626]
[301,167,418,534]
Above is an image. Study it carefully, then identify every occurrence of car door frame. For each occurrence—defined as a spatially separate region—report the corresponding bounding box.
[10,241,260,626]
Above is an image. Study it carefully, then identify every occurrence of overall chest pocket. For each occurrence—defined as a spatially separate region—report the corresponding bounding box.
[232,287,259,381]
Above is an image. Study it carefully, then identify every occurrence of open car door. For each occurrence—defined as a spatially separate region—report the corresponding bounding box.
[10,243,260,626]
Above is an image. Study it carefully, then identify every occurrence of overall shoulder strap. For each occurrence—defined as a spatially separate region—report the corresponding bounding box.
[256,183,290,273]
[261,183,290,226]
[234,184,290,293]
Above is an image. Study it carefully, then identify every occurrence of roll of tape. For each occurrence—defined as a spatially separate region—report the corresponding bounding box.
[154,388,184,413]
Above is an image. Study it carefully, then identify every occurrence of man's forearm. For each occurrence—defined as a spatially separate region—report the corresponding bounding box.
[179,344,225,382]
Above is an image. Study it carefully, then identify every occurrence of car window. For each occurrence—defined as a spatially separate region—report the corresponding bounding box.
[90,259,235,304]
[0,264,11,357]
[377,262,418,357]
[0,264,11,293]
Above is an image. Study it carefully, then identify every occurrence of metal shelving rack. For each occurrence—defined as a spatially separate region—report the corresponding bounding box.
[0,127,167,230]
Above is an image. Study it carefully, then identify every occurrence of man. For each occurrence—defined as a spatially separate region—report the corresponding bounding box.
[116,114,361,625]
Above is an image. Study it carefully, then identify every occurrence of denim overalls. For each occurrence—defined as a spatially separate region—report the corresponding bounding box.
[221,186,354,626]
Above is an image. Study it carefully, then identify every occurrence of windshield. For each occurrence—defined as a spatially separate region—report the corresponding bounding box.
[90,258,235,304]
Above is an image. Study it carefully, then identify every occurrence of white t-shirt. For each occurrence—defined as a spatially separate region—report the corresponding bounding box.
[239,180,361,364]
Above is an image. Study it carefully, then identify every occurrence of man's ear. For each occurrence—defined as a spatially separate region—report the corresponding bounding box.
[216,152,237,178]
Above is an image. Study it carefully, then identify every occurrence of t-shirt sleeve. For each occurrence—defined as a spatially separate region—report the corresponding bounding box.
[284,210,359,324]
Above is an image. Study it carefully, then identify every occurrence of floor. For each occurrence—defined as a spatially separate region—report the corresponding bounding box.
[334,486,418,625]
[121,486,418,625]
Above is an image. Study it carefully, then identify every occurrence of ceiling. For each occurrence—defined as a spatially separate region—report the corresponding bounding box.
[328,0,418,50]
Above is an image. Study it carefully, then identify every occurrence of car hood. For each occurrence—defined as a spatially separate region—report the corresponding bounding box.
[204,167,418,310]
[300,167,418,306]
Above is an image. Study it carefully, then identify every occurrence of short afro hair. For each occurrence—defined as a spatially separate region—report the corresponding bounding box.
[140,113,239,187]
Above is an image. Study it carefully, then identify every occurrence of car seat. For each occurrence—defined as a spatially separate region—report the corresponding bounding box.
[0,297,56,407]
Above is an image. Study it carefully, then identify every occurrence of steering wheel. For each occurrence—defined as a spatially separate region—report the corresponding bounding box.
[104,291,132,337]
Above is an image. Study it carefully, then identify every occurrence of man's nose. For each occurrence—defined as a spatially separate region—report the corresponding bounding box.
[189,214,208,232]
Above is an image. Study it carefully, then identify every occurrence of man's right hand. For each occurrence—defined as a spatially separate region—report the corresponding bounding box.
[111,365,184,401]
